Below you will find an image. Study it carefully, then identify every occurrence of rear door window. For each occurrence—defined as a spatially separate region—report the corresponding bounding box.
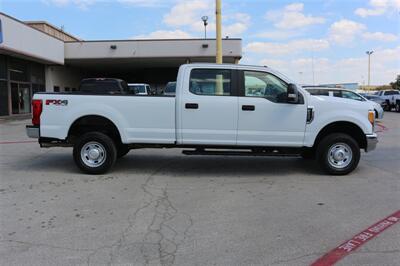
[189,69,232,96]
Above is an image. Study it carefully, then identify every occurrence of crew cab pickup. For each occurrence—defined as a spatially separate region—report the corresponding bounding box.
[375,90,400,111]
[26,64,378,175]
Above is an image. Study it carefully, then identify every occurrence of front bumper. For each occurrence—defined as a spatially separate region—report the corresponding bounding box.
[26,125,39,138]
[365,133,378,152]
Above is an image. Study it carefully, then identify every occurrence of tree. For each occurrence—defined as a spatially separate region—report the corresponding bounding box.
[390,75,400,90]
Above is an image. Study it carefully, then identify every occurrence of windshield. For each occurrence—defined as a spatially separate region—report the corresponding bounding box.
[129,85,146,93]
[80,80,126,94]
[165,82,176,93]
[364,95,378,100]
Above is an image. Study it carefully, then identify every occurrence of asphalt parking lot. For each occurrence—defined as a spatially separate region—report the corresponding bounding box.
[0,113,399,266]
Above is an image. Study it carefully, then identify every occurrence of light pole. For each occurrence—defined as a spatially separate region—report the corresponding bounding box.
[366,50,373,86]
[201,16,208,39]
[298,71,303,84]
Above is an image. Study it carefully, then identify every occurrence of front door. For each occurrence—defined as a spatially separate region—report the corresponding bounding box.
[180,68,238,145]
[11,82,31,115]
[237,70,307,147]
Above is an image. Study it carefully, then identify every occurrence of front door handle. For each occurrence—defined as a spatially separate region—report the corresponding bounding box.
[242,105,255,111]
[185,103,199,109]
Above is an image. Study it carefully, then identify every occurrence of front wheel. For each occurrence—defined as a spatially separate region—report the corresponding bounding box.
[396,102,400,113]
[73,132,117,174]
[316,133,360,175]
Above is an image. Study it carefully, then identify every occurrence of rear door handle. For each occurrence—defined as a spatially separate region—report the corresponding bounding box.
[185,103,199,109]
[242,105,255,111]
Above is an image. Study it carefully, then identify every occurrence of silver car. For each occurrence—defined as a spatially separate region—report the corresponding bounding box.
[304,87,384,119]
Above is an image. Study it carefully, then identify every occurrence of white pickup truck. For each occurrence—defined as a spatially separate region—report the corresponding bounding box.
[375,90,400,111]
[26,63,377,175]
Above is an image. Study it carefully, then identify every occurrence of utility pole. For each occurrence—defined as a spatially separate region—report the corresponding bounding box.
[366,50,373,86]
[215,0,222,64]
[215,0,223,95]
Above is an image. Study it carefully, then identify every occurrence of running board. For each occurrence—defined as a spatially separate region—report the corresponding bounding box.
[182,149,300,157]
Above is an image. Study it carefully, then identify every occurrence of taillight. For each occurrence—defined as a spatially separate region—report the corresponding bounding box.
[32,99,42,126]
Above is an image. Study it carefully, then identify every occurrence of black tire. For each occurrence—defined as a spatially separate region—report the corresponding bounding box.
[396,102,400,113]
[316,133,360,175]
[117,144,130,158]
[73,132,117,174]
[384,101,391,111]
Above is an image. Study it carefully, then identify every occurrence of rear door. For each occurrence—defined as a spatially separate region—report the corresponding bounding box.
[237,70,307,147]
[179,68,239,145]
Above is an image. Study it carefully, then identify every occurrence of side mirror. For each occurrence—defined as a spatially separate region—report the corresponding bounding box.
[287,83,299,103]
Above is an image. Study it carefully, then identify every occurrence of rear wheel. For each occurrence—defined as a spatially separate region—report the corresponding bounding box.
[73,132,117,174]
[316,133,360,175]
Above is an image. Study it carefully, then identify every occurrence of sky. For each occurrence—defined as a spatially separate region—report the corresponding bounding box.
[1,0,399,85]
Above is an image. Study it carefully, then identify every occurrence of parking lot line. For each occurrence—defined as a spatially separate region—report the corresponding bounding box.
[311,210,400,266]
[0,140,37,144]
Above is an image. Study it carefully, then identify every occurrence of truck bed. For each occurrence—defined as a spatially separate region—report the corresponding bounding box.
[35,93,176,144]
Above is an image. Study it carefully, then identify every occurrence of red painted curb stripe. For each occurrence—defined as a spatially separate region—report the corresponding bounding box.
[0,140,37,144]
[375,123,388,132]
[311,210,400,266]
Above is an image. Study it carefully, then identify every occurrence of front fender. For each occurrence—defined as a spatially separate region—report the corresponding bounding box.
[304,97,373,147]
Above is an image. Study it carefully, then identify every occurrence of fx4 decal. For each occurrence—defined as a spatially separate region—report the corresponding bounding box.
[45,99,68,106]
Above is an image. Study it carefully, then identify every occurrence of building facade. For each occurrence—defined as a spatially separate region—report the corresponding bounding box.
[0,12,242,116]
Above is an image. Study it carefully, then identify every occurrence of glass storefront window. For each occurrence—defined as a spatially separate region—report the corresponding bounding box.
[0,55,6,80]
[0,55,45,116]
[0,80,8,116]
[9,57,29,82]
[31,63,45,84]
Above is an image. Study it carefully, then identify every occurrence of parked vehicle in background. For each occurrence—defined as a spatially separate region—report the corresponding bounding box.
[26,64,377,175]
[305,87,384,119]
[128,83,152,95]
[163,81,176,96]
[395,97,400,112]
[374,90,400,111]
[362,94,388,116]
[390,94,400,112]
[79,78,129,95]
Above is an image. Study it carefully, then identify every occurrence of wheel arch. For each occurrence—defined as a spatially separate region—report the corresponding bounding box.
[67,115,123,144]
[313,121,367,150]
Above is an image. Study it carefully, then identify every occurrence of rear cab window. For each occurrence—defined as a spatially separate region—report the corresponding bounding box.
[384,91,399,95]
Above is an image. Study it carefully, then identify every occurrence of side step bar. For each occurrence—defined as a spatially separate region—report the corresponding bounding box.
[182,149,300,157]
